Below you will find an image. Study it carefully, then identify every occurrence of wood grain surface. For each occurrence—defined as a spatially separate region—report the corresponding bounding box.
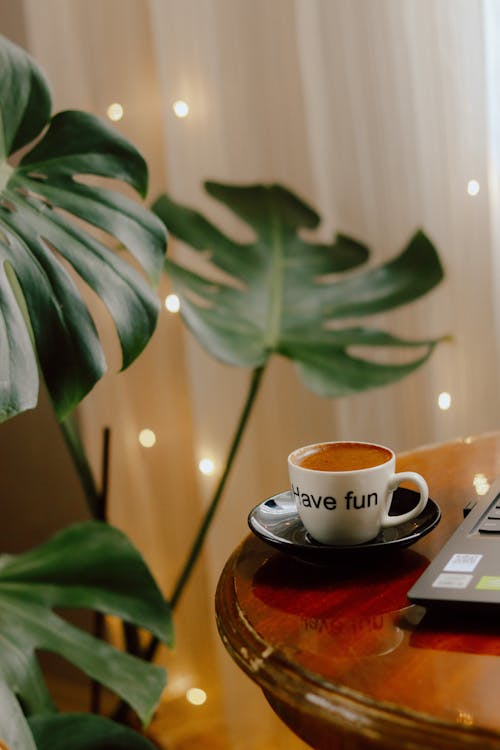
[216,433,500,749]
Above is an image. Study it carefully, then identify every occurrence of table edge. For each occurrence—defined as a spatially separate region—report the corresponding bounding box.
[215,537,500,750]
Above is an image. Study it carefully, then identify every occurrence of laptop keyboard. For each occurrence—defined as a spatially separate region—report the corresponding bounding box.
[477,493,500,533]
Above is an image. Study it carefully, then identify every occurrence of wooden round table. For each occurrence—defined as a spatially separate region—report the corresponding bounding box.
[215,433,500,749]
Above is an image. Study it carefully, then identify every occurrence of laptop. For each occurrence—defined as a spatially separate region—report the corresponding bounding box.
[408,477,500,610]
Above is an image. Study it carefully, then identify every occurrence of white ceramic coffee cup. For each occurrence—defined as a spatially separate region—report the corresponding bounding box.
[288,441,428,546]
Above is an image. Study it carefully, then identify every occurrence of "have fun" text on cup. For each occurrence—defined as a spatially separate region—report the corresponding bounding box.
[292,485,379,510]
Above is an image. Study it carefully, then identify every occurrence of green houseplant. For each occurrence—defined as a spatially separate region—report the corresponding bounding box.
[148,182,446,650]
[0,34,172,749]
[0,29,448,749]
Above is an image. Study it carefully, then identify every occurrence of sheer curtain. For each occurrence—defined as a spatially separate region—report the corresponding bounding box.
[5,0,500,746]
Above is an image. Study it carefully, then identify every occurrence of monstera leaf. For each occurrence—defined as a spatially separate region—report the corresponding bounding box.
[29,713,158,750]
[153,182,444,396]
[0,34,167,422]
[0,520,172,744]
[0,680,38,750]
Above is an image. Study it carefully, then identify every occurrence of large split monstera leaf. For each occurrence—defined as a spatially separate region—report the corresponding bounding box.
[153,182,444,395]
[0,520,172,748]
[0,34,166,422]
[29,713,159,750]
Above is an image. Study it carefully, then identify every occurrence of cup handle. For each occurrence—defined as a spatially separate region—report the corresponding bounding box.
[381,472,429,527]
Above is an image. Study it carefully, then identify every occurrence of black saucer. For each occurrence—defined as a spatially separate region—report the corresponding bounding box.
[248,488,441,564]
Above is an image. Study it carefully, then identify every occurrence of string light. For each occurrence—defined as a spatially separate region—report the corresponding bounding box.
[106,102,124,122]
[457,711,474,727]
[139,429,157,448]
[198,458,215,476]
[473,473,490,496]
[165,294,180,313]
[173,100,190,118]
[437,392,452,411]
[467,179,480,196]
[186,687,207,706]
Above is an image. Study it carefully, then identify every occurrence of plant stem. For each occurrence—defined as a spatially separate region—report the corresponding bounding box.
[59,415,111,714]
[59,414,102,519]
[98,426,111,520]
[173,364,265,608]
[90,612,105,715]
[91,427,111,715]
[143,364,266,662]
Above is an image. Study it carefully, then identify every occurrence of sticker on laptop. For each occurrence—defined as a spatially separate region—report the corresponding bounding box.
[476,576,500,591]
[443,553,483,573]
[432,573,473,589]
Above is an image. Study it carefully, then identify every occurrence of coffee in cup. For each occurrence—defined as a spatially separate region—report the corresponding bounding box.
[288,441,428,546]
